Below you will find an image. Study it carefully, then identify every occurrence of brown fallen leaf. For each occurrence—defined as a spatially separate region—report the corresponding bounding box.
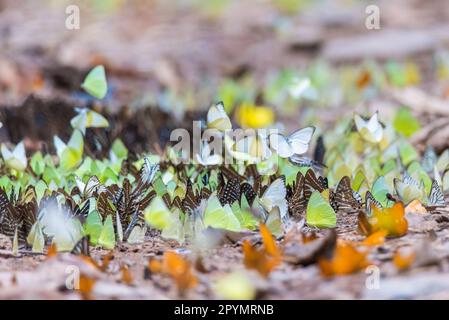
[283,229,336,266]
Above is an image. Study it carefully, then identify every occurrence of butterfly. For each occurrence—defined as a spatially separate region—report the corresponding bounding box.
[258,177,288,221]
[75,175,107,200]
[71,235,90,256]
[330,176,362,213]
[1,141,27,171]
[269,127,315,158]
[240,182,257,206]
[202,195,241,232]
[207,101,232,131]
[427,180,446,207]
[233,133,272,162]
[182,179,200,213]
[354,112,383,143]
[303,169,328,202]
[289,77,311,100]
[81,65,108,100]
[365,191,382,216]
[70,108,109,135]
[394,172,425,204]
[54,129,84,171]
[0,188,36,247]
[421,146,437,173]
[195,141,222,166]
[287,171,307,217]
[138,157,160,189]
[313,135,326,165]
[219,177,240,206]
[288,155,325,171]
[306,191,336,229]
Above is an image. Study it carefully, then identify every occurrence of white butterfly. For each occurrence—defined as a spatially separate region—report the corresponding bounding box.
[259,178,288,220]
[207,102,232,131]
[75,175,107,198]
[269,127,315,158]
[70,108,109,135]
[195,142,223,166]
[289,78,310,99]
[1,141,27,171]
[354,112,383,143]
[141,157,159,185]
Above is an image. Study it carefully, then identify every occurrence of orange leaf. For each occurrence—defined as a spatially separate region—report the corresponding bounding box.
[359,202,408,238]
[242,223,282,277]
[121,265,133,285]
[405,200,427,214]
[79,274,96,300]
[150,252,198,295]
[46,243,58,258]
[319,241,371,277]
[148,258,163,273]
[260,223,281,257]
[356,70,371,89]
[362,230,387,247]
[393,249,415,271]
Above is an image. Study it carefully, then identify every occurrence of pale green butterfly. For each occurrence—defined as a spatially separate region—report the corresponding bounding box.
[54,129,84,171]
[306,191,337,228]
[203,195,241,232]
[81,65,108,99]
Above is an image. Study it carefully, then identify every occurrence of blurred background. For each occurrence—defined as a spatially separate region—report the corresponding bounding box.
[1,0,449,154]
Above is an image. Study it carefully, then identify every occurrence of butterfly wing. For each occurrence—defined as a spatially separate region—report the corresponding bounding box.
[332,176,362,212]
[219,178,240,205]
[288,172,306,217]
[260,178,288,220]
[428,180,446,207]
[306,191,336,228]
[304,169,326,201]
[287,126,315,155]
[365,191,382,216]
[269,133,294,158]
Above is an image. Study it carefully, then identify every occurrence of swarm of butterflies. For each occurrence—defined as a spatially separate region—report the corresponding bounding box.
[0,65,448,259]
[0,100,446,258]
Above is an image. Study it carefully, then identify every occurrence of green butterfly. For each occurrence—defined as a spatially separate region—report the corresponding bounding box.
[203,195,241,232]
[54,129,84,171]
[144,196,174,230]
[98,215,116,250]
[81,65,108,99]
[306,191,336,228]
[27,221,45,253]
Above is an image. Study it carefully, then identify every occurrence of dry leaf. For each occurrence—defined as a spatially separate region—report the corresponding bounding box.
[361,230,387,247]
[242,224,282,277]
[121,265,133,285]
[318,240,371,277]
[284,229,336,266]
[150,251,198,295]
[359,202,408,238]
[79,274,96,300]
[46,243,58,259]
[393,249,415,271]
